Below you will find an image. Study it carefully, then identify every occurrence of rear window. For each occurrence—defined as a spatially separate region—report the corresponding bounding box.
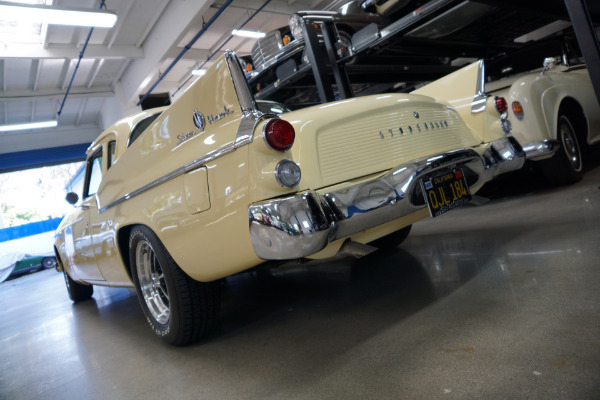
[128,113,161,147]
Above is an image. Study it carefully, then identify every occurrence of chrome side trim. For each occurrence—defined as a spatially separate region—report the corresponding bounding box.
[522,139,560,160]
[98,141,238,214]
[471,59,487,113]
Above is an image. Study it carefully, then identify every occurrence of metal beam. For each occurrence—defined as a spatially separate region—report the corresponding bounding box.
[321,20,353,99]
[106,0,136,48]
[217,0,314,15]
[303,18,335,102]
[164,47,212,61]
[137,0,234,106]
[564,0,600,104]
[120,0,213,106]
[0,87,114,102]
[0,125,100,154]
[60,60,74,91]
[1,43,144,59]
[0,60,5,92]
[136,1,170,48]
[28,59,40,91]
[86,59,104,88]
[75,98,88,126]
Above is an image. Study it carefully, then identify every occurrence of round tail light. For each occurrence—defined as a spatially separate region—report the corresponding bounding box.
[275,160,301,188]
[512,101,524,120]
[264,119,295,152]
[494,96,508,114]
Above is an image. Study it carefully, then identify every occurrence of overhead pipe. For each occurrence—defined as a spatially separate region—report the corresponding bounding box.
[57,0,107,116]
[137,0,234,107]
[173,0,273,97]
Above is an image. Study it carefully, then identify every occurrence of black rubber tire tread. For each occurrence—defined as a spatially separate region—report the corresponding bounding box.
[63,269,93,302]
[538,114,583,186]
[368,225,412,250]
[129,226,220,346]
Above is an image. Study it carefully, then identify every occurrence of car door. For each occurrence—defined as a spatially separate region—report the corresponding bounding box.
[66,148,105,282]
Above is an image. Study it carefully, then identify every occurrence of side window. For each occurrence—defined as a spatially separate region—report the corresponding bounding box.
[83,150,103,198]
[128,113,161,147]
[107,141,116,169]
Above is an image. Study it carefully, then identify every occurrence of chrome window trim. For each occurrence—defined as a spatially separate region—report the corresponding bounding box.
[83,148,103,200]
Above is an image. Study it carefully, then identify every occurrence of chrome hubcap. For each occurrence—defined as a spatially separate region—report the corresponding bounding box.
[136,240,169,324]
[560,119,582,172]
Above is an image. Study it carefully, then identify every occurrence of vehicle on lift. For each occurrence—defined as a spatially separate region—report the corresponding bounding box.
[54,50,524,345]
[415,36,600,185]
[245,1,380,78]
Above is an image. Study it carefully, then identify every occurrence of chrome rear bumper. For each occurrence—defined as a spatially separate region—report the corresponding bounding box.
[248,136,525,260]
[522,139,559,160]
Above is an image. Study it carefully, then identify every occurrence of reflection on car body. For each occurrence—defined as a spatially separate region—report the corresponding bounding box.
[54,50,525,345]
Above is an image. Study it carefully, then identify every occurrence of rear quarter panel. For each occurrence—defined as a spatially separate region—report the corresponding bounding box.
[95,56,261,283]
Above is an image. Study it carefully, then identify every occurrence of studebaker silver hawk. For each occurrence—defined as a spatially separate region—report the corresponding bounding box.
[54,50,524,345]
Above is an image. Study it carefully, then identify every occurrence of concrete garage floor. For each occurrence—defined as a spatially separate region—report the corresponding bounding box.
[1,165,599,400]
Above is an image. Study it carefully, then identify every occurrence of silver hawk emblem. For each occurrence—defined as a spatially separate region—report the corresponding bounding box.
[193,109,205,130]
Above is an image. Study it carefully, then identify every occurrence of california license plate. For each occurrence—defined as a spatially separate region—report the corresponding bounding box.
[420,168,472,217]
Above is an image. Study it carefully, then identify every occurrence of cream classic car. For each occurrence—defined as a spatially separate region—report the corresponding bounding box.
[54,50,525,345]
[414,37,600,185]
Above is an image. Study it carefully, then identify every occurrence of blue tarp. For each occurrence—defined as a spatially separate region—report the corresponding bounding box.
[0,217,63,243]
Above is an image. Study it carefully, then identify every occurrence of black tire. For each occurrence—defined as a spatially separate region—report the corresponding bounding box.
[538,114,583,185]
[63,268,93,302]
[129,226,221,346]
[42,257,56,269]
[369,225,412,250]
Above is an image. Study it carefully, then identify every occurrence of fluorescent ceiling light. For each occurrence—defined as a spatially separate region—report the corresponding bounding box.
[232,29,265,39]
[191,69,207,76]
[0,120,58,132]
[0,1,118,28]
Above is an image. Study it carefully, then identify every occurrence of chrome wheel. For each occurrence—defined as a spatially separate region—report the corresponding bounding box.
[42,257,55,269]
[559,116,582,172]
[135,239,169,325]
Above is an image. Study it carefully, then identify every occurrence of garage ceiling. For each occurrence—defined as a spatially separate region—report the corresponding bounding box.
[0,0,598,173]
[0,0,343,171]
